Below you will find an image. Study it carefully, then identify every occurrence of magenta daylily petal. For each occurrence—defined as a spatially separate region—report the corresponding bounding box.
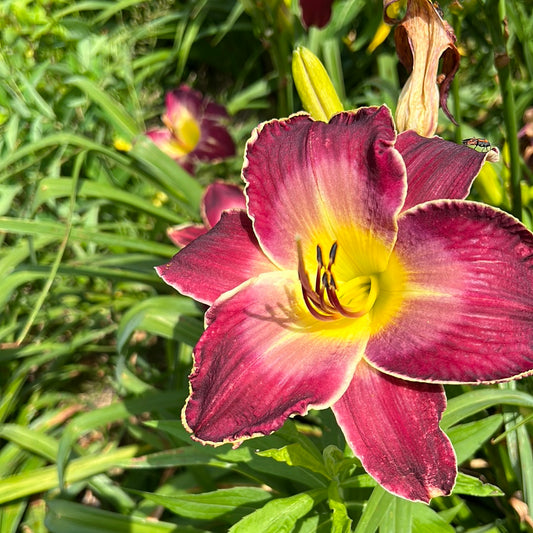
[183,270,368,445]
[165,86,201,119]
[397,131,493,211]
[146,127,195,174]
[167,183,245,248]
[157,211,275,306]
[145,128,181,159]
[167,224,207,248]
[244,108,406,270]
[365,201,533,383]
[332,360,456,503]
[194,107,236,162]
[202,182,246,229]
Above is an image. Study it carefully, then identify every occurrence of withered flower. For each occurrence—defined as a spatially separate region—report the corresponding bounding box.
[385,0,460,136]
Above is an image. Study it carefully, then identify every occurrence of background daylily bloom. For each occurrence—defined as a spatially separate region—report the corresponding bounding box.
[299,0,334,29]
[167,182,245,248]
[385,0,460,136]
[156,107,533,503]
[146,85,235,174]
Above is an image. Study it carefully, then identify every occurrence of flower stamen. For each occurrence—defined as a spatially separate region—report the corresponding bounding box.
[297,240,378,321]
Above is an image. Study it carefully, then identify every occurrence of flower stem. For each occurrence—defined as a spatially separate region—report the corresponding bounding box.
[485,0,522,220]
[451,12,463,144]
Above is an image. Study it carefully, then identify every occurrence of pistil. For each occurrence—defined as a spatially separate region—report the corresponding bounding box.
[297,240,377,321]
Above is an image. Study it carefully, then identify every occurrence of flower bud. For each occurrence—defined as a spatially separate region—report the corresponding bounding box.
[292,46,343,122]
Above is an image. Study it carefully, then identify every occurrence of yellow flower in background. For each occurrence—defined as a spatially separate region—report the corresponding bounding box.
[368,0,403,54]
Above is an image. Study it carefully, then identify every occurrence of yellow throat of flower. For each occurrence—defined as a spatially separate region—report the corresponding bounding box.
[296,233,406,336]
[163,109,201,156]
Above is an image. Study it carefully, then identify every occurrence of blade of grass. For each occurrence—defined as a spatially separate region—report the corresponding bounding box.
[353,485,394,533]
[16,151,84,345]
[116,295,202,353]
[67,76,141,140]
[0,445,141,504]
[45,499,191,533]
[441,388,533,429]
[34,177,184,224]
[0,218,176,257]
[56,390,180,487]
[128,135,203,213]
[0,133,130,179]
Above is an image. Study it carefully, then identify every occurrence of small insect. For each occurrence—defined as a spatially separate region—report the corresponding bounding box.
[462,138,492,153]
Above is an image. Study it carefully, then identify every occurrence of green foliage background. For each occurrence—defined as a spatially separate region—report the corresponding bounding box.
[0,0,532,531]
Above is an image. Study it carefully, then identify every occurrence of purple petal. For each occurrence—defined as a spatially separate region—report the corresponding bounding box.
[397,131,493,211]
[156,211,275,306]
[244,108,406,270]
[332,360,456,503]
[145,127,195,173]
[194,116,236,162]
[202,182,246,229]
[165,85,203,122]
[167,224,207,248]
[365,201,533,383]
[183,270,367,445]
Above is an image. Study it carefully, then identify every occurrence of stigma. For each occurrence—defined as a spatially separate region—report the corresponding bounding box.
[297,240,378,321]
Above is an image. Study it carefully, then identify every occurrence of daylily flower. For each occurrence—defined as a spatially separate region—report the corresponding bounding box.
[157,107,533,503]
[385,0,460,136]
[167,182,245,248]
[299,0,334,29]
[146,85,235,174]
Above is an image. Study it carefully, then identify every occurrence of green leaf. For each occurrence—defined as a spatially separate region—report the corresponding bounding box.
[131,487,272,522]
[452,473,503,497]
[441,388,533,429]
[34,178,183,224]
[0,217,177,257]
[67,76,141,140]
[0,446,141,504]
[117,445,253,470]
[446,414,503,464]
[0,133,130,180]
[380,497,413,533]
[328,481,352,533]
[128,137,203,213]
[353,486,394,533]
[256,442,329,478]
[116,295,203,352]
[229,489,326,533]
[0,270,48,309]
[45,499,199,533]
[0,500,27,533]
[0,424,59,462]
[0,184,22,215]
[56,391,180,488]
[411,502,455,533]
[144,419,193,445]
